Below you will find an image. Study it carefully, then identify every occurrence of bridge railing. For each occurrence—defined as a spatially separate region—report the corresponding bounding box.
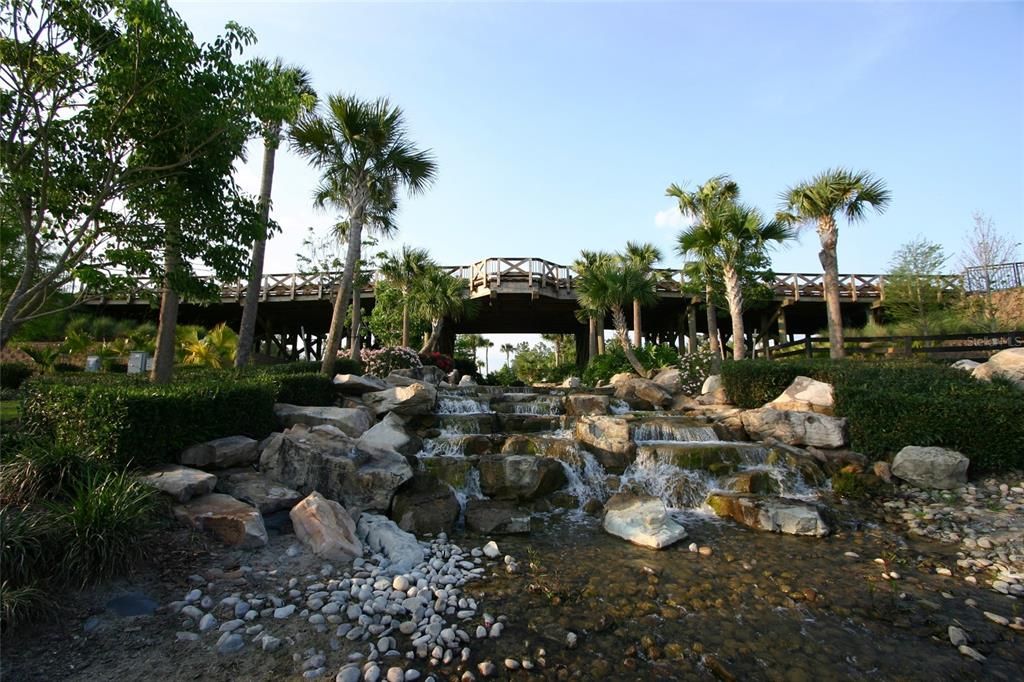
[963,261,1024,293]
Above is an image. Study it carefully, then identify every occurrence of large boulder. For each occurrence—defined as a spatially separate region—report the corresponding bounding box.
[765,376,835,415]
[706,493,829,536]
[333,374,388,395]
[574,416,636,474]
[972,348,1024,390]
[355,412,422,456]
[390,473,460,535]
[356,513,424,572]
[950,359,980,372]
[363,383,437,417]
[421,456,479,489]
[420,366,446,385]
[740,408,847,448]
[614,377,673,410]
[602,493,688,549]
[139,464,216,503]
[214,470,302,515]
[385,372,421,387]
[564,394,610,417]
[891,446,970,490]
[289,492,362,563]
[173,494,268,548]
[697,375,729,405]
[464,499,531,534]
[274,404,374,438]
[652,367,683,395]
[180,436,258,470]
[259,424,412,514]
[478,454,567,501]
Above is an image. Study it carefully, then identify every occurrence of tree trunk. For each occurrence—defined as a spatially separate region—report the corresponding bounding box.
[152,221,182,384]
[350,286,362,361]
[705,281,722,374]
[817,217,845,359]
[632,298,642,348]
[320,210,363,376]
[401,292,410,348]
[420,319,443,353]
[588,316,598,360]
[722,263,746,360]
[235,131,279,368]
[597,328,605,355]
[612,305,648,377]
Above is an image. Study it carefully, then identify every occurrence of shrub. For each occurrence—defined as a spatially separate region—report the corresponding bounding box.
[419,352,454,373]
[452,357,477,378]
[360,346,422,378]
[0,439,104,507]
[258,361,322,375]
[22,375,277,468]
[582,346,633,386]
[676,342,714,396]
[0,507,58,629]
[636,343,681,370]
[1,362,34,391]
[480,365,524,387]
[720,359,833,408]
[264,372,336,406]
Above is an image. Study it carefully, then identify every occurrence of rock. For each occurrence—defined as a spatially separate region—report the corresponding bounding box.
[482,541,500,558]
[561,376,581,389]
[260,424,413,514]
[333,373,388,394]
[614,377,673,410]
[602,493,687,549]
[740,408,847,448]
[217,633,244,654]
[356,513,425,572]
[390,472,460,535]
[478,454,566,501]
[336,665,361,682]
[458,375,477,387]
[948,625,968,647]
[958,645,986,662]
[173,494,268,548]
[574,416,636,473]
[465,499,531,534]
[139,464,216,503]
[356,412,422,456]
[765,376,834,415]
[564,394,610,417]
[950,359,980,372]
[698,375,729,404]
[705,493,829,536]
[652,367,684,394]
[274,404,374,438]
[609,372,637,387]
[671,394,699,411]
[891,446,969,490]
[421,365,446,385]
[477,661,496,677]
[180,435,259,470]
[385,372,421,387]
[972,347,1024,390]
[872,461,893,483]
[363,383,438,417]
[289,492,362,563]
[214,470,302,514]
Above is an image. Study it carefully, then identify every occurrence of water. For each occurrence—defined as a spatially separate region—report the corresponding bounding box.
[559,450,610,508]
[437,395,492,414]
[632,418,718,442]
[609,399,631,415]
[620,448,718,510]
[509,399,565,415]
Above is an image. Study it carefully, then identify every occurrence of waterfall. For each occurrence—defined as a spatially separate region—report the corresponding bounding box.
[421,436,467,458]
[453,468,483,511]
[437,396,492,414]
[609,399,631,415]
[620,449,716,510]
[558,450,610,508]
[631,421,718,443]
[510,398,565,415]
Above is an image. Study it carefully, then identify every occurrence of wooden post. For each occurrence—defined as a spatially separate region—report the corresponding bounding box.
[777,306,788,345]
[687,304,698,354]
[677,312,687,355]
[804,336,813,359]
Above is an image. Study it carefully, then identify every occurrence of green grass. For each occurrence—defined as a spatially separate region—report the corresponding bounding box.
[0,400,20,424]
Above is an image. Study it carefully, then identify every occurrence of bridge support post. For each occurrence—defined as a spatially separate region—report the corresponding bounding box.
[777,306,788,346]
[687,305,698,354]
[676,312,687,355]
[575,329,589,371]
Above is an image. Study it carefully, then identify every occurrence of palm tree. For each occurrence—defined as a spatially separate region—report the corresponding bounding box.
[380,245,434,348]
[417,268,475,353]
[483,339,494,373]
[500,343,514,368]
[680,202,794,360]
[576,259,657,377]
[236,59,317,368]
[573,250,615,360]
[620,241,662,347]
[780,168,891,359]
[667,175,740,371]
[290,94,437,375]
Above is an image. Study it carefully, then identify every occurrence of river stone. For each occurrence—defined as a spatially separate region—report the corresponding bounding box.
[564,394,610,417]
[765,376,835,415]
[972,347,1024,390]
[180,435,259,470]
[615,377,673,410]
[740,408,847,448]
[289,491,362,562]
[214,470,302,514]
[891,446,970,490]
[602,493,688,549]
[139,464,216,503]
[391,472,460,535]
[173,494,268,548]
[274,404,374,438]
[478,454,566,501]
[259,424,412,514]
[950,359,980,372]
[706,493,830,536]
[357,513,425,572]
[574,416,636,473]
[464,499,531,534]
[363,383,437,417]
[334,373,388,395]
[356,412,422,456]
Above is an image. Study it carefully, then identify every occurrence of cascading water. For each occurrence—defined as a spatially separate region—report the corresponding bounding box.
[559,450,610,509]
[509,397,565,415]
[437,395,492,414]
[609,399,631,415]
[620,448,717,510]
[631,420,718,443]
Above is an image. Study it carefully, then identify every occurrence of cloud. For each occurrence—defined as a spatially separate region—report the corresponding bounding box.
[654,204,689,230]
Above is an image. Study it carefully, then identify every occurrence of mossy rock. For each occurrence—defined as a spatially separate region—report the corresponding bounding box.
[421,456,478,489]
[831,471,891,500]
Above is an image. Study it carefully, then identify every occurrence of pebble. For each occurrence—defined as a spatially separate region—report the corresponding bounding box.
[698,546,713,557]
[199,613,217,632]
[958,645,986,662]
[216,633,244,654]
[262,635,282,652]
[364,663,381,682]
[336,665,361,682]
[386,668,405,682]
[275,605,296,619]
[566,632,578,649]
[483,541,500,559]
[504,658,520,670]
[948,626,967,647]
[935,567,952,576]
[983,611,1009,626]
[176,631,200,642]
[477,661,496,677]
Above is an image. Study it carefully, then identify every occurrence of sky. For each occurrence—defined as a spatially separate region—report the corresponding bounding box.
[172,0,1024,354]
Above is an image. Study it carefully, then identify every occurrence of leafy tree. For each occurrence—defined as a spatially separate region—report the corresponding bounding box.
[620,242,662,346]
[779,168,891,359]
[290,94,437,376]
[884,237,958,335]
[235,59,317,367]
[380,245,434,348]
[416,268,475,353]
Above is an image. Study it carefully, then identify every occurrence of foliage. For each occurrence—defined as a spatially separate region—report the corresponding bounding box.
[22,375,277,468]
[582,345,633,386]
[480,365,524,387]
[419,352,454,373]
[675,342,715,395]
[359,346,422,378]
[262,372,336,407]
[367,280,429,347]
[511,342,576,384]
[883,237,960,335]
[0,440,101,508]
[1,362,33,390]
[958,212,1022,331]
[452,357,478,378]
[181,323,238,369]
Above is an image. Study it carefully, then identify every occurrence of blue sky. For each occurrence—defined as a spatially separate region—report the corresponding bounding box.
[173,1,1023,352]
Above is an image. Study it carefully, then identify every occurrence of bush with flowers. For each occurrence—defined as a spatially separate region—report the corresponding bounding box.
[418,352,454,373]
[360,346,422,378]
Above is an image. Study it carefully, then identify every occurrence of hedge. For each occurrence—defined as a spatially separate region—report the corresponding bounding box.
[22,375,277,468]
[1,362,35,390]
[721,359,1024,473]
[261,372,336,406]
